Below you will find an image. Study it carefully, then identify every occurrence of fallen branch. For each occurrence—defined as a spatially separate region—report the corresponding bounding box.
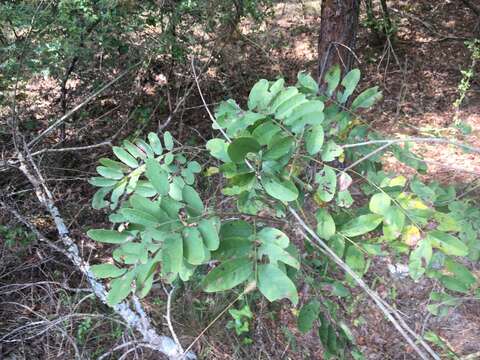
[14,148,195,360]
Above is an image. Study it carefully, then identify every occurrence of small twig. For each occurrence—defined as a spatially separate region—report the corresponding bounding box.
[292,217,439,360]
[163,286,184,352]
[340,142,391,174]
[97,341,141,360]
[341,137,480,154]
[28,62,141,148]
[191,58,231,143]
[181,282,256,359]
[158,45,225,133]
[29,141,112,157]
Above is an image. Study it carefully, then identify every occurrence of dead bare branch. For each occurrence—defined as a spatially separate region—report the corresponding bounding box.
[13,146,194,360]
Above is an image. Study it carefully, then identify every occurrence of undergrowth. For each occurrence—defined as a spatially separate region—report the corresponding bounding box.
[86,66,480,358]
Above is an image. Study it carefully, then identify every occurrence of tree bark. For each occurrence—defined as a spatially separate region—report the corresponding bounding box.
[318,0,360,83]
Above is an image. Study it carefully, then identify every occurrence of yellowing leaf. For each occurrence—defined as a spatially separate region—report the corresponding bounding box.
[205,166,219,176]
[402,225,421,247]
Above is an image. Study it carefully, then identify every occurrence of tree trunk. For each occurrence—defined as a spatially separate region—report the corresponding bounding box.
[318,0,360,83]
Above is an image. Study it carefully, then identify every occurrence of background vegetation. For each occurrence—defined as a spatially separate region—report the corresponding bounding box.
[1,1,479,359]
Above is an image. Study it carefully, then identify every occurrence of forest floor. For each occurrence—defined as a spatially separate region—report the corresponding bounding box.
[1,0,480,359]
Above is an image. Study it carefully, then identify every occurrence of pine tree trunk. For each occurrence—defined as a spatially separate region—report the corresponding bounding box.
[318,0,360,83]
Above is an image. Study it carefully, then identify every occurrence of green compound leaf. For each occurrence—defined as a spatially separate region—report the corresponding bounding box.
[297,300,321,333]
[91,263,127,279]
[183,227,209,265]
[351,86,382,111]
[145,159,170,195]
[369,192,392,216]
[147,132,163,155]
[227,137,261,163]
[163,131,174,151]
[113,146,139,168]
[261,175,299,202]
[315,166,336,202]
[182,185,204,217]
[107,270,136,306]
[258,264,298,305]
[202,257,253,292]
[340,214,383,237]
[87,229,131,244]
[427,230,468,256]
[305,124,324,155]
[206,138,231,163]
[316,208,336,240]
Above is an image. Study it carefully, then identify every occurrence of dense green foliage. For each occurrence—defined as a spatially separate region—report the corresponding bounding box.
[0,0,272,110]
[88,68,479,334]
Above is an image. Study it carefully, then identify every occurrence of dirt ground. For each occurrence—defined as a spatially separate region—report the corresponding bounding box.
[1,0,480,359]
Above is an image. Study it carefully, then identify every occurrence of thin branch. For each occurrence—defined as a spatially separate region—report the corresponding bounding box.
[191,58,231,143]
[29,140,112,157]
[291,212,439,360]
[163,286,184,352]
[28,62,141,148]
[181,282,256,358]
[97,341,141,360]
[340,142,391,174]
[342,137,480,154]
